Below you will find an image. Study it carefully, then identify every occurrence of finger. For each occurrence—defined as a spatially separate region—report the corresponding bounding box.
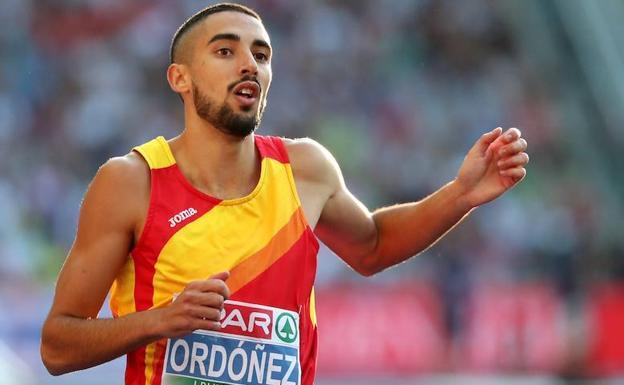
[477,127,503,155]
[500,167,526,180]
[189,305,222,322]
[200,292,226,308]
[209,271,230,281]
[182,291,225,308]
[502,128,521,143]
[497,152,529,169]
[498,138,527,157]
[186,278,230,298]
[193,319,222,332]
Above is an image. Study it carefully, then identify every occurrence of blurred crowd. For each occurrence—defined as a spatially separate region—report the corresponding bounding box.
[1,0,623,381]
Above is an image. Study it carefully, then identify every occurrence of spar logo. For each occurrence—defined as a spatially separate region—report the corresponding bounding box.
[275,313,297,343]
[217,301,299,346]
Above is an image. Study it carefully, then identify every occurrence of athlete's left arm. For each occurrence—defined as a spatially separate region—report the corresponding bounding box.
[310,127,528,276]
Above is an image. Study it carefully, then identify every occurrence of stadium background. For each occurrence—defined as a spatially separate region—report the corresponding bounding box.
[1,0,623,384]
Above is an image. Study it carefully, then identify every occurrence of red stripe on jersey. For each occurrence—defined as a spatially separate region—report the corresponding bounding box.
[126,347,146,385]
[256,135,290,164]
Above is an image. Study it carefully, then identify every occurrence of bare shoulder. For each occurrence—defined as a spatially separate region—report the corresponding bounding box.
[94,152,149,199]
[83,151,150,229]
[98,151,149,184]
[282,137,341,188]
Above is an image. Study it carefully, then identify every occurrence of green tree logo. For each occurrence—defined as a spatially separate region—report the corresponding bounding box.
[275,313,298,343]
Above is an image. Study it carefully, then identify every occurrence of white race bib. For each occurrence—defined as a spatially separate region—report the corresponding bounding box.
[162,300,301,385]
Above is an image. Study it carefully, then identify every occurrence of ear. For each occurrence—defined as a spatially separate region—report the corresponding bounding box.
[167,63,191,94]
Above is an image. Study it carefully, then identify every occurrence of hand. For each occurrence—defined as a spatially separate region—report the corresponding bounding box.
[155,271,230,338]
[455,127,529,208]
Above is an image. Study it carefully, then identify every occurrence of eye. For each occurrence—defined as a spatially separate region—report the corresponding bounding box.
[216,48,233,56]
[254,52,269,62]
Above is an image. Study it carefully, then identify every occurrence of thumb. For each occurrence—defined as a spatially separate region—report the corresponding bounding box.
[476,127,502,155]
[209,271,230,281]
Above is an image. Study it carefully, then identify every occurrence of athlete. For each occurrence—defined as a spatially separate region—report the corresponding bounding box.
[41,3,529,385]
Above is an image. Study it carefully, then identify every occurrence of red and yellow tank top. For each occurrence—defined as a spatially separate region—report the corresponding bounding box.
[109,135,319,385]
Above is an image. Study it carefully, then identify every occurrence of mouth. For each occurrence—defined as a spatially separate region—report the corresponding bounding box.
[232,81,260,109]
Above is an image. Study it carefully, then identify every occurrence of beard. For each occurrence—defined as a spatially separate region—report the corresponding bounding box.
[192,82,266,138]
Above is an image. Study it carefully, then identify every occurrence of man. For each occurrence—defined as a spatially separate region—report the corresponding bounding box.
[41,3,529,385]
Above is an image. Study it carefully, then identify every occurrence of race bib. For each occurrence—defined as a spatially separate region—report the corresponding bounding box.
[162,300,301,385]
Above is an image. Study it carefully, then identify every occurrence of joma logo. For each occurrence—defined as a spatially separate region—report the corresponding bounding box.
[168,207,198,228]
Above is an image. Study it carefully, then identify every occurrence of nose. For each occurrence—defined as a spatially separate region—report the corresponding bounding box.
[238,51,258,77]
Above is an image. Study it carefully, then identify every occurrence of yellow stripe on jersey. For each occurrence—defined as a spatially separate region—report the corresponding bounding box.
[310,287,317,326]
[144,343,156,385]
[109,257,136,317]
[133,136,175,170]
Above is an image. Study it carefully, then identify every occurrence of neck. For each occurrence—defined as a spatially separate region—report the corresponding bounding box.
[169,113,260,200]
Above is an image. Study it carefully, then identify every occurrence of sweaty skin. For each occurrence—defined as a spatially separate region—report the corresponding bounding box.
[40,11,529,375]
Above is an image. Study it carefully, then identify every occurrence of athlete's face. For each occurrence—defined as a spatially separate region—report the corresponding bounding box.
[184,12,272,137]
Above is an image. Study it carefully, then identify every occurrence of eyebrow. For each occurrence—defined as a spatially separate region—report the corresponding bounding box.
[252,39,271,52]
[208,33,272,52]
[208,33,240,44]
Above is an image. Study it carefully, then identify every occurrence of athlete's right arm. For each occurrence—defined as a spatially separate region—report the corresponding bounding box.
[40,154,230,376]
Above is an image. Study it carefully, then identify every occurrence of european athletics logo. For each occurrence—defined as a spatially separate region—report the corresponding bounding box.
[162,301,301,385]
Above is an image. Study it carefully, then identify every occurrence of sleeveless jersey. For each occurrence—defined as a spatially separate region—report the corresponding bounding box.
[109,135,319,385]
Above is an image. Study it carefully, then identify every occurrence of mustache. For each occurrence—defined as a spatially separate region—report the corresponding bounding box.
[227,75,261,93]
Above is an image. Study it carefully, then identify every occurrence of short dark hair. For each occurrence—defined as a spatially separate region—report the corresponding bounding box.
[170,3,262,64]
